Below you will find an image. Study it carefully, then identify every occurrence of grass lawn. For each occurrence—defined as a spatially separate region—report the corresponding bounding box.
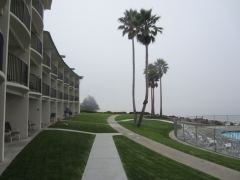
[118,118,240,171]
[51,112,117,133]
[115,114,134,121]
[113,136,218,180]
[0,130,95,180]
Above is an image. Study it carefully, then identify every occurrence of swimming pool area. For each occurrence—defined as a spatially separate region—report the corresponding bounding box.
[222,131,240,141]
[174,122,240,158]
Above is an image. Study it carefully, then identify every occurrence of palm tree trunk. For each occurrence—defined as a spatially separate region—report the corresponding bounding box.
[132,39,137,124]
[150,87,153,117]
[160,77,163,117]
[137,45,149,126]
[153,87,155,116]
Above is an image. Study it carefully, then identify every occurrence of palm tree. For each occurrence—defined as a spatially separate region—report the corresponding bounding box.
[136,9,163,126]
[145,63,159,116]
[154,59,169,117]
[118,9,139,124]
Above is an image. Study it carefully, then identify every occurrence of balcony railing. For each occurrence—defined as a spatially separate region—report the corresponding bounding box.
[51,63,57,75]
[58,72,63,80]
[64,77,69,84]
[42,83,50,96]
[32,0,43,18]
[10,0,31,30]
[58,91,63,99]
[51,88,57,98]
[75,97,79,101]
[0,32,3,71]
[43,53,50,67]
[64,94,68,100]
[69,81,74,87]
[29,73,41,93]
[7,53,28,86]
[69,95,74,101]
[31,31,42,55]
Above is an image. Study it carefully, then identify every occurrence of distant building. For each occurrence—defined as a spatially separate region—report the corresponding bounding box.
[0,0,83,162]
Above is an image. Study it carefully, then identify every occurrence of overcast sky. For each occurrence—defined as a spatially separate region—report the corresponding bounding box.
[44,0,240,116]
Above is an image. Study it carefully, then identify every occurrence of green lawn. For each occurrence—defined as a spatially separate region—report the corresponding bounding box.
[0,130,95,180]
[113,136,218,180]
[115,114,134,121]
[51,113,117,133]
[118,118,240,171]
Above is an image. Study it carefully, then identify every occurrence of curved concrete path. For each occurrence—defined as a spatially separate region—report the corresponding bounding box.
[108,115,240,180]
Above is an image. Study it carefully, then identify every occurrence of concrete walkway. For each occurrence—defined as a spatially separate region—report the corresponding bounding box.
[108,115,240,180]
[82,133,128,180]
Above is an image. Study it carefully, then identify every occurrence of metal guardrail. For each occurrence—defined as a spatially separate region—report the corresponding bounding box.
[58,91,63,99]
[10,0,31,30]
[7,53,28,86]
[43,53,50,67]
[42,83,50,96]
[51,63,57,75]
[58,72,63,80]
[31,31,42,55]
[29,73,41,93]
[32,0,43,18]
[174,121,240,159]
[64,93,68,100]
[50,88,56,98]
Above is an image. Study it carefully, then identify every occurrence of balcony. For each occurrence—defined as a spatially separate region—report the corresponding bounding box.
[64,77,69,84]
[10,0,31,30]
[69,81,74,87]
[64,94,68,100]
[43,53,50,67]
[31,31,42,55]
[50,88,57,98]
[69,95,74,101]
[32,0,43,18]
[29,73,41,93]
[7,53,28,87]
[42,83,50,96]
[75,83,79,88]
[58,72,63,80]
[58,91,63,99]
[75,97,79,101]
[51,63,57,75]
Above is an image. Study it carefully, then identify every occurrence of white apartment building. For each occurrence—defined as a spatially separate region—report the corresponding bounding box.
[0,0,82,162]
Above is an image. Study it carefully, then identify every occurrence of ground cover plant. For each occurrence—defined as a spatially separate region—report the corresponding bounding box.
[113,135,218,180]
[0,130,95,180]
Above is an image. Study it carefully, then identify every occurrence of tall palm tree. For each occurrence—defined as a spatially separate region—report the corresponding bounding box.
[154,59,169,117]
[118,9,139,124]
[136,9,163,126]
[145,63,159,116]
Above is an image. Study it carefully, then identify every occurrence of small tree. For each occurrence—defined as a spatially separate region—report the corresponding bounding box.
[80,96,99,112]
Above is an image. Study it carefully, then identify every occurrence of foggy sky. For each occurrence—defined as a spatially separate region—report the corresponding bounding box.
[44,0,240,116]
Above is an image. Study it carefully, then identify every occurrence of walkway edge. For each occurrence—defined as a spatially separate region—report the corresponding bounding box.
[108,115,240,180]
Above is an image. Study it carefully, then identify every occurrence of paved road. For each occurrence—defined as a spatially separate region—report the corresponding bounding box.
[108,115,240,180]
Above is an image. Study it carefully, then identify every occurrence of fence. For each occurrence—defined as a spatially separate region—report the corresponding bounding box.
[174,121,240,159]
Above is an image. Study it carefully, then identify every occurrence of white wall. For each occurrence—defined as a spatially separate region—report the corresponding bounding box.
[42,99,50,127]
[29,98,41,130]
